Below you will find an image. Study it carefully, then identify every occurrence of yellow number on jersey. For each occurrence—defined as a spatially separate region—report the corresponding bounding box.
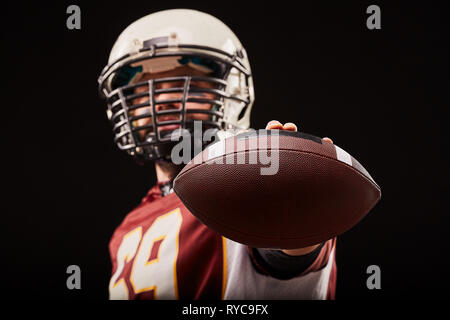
[109,208,183,299]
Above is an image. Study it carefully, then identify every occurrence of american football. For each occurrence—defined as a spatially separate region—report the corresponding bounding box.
[174,130,381,249]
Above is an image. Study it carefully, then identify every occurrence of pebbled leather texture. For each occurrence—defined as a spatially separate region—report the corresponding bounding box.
[174,132,381,249]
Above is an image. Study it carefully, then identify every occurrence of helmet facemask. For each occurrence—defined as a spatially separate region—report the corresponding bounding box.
[99,40,253,162]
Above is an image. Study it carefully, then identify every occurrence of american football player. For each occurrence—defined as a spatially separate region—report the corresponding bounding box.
[98,9,336,300]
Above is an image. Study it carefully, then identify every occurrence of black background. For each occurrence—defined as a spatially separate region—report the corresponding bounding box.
[2,1,449,300]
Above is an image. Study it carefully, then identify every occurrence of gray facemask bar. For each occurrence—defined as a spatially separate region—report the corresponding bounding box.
[105,75,248,161]
[98,41,252,161]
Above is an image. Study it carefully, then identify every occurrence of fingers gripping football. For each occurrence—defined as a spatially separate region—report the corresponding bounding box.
[266,120,333,145]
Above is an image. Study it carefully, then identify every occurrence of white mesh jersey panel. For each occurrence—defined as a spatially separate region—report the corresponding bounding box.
[223,239,334,300]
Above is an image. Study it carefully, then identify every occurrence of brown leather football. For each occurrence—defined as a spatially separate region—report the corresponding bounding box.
[173,130,381,249]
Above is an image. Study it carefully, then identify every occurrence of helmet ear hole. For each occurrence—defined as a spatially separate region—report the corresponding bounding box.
[237,104,248,121]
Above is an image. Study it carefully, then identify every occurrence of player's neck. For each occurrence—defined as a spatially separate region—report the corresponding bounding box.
[155,160,183,184]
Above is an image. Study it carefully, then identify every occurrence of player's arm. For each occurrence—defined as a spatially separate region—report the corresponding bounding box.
[265,119,333,257]
[249,120,333,277]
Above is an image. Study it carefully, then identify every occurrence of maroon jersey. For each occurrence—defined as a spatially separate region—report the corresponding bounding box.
[108,183,336,299]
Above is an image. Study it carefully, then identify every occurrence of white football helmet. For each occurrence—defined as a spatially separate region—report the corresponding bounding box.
[98,9,255,161]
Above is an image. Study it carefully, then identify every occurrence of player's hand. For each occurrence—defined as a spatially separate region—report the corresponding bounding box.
[265,120,333,144]
[265,120,332,256]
